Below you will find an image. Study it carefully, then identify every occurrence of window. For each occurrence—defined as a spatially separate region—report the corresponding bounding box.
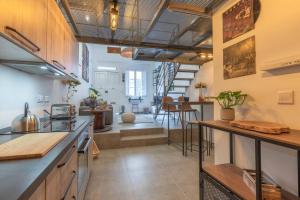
[126,70,146,97]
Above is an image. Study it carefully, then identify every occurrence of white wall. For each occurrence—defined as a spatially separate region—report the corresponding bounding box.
[0,44,92,129]
[89,44,158,113]
[213,0,300,194]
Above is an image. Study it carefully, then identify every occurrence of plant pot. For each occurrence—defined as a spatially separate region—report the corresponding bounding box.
[220,108,235,121]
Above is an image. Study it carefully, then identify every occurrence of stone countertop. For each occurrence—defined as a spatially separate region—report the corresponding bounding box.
[0,116,93,200]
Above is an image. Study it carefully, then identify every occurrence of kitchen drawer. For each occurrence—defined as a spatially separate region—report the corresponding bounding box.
[58,142,78,197]
[62,173,77,200]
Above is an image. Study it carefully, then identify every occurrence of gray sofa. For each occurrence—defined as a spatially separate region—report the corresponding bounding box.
[79,98,113,125]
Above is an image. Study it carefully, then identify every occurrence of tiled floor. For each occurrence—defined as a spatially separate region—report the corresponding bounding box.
[85,145,213,200]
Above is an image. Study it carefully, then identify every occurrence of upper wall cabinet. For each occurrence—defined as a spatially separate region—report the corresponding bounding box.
[47,0,67,71]
[0,0,48,60]
[47,0,78,75]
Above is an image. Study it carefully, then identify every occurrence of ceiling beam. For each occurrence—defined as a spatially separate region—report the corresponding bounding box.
[168,17,203,44]
[61,0,80,36]
[191,31,212,47]
[143,0,170,40]
[134,56,206,65]
[76,36,212,53]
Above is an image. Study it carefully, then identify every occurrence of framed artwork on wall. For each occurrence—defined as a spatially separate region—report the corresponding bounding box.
[82,44,89,83]
[223,36,256,79]
[223,0,260,43]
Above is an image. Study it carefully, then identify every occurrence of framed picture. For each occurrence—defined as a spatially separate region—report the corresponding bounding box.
[223,36,256,79]
[223,0,257,43]
[82,44,89,82]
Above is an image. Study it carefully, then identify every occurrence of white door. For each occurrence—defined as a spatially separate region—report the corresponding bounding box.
[94,71,121,112]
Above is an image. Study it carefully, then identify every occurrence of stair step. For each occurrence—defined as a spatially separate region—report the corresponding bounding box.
[173,85,189,88]
[169,91,185,94]
[120,127,164,137]
[120,133,168,147]
[174,77,193,81]
[177,69,198,73]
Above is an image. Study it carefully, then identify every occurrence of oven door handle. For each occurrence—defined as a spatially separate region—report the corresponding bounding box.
[78,137,92,154]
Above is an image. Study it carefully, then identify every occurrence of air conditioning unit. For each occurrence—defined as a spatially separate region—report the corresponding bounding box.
[261,54,300,71]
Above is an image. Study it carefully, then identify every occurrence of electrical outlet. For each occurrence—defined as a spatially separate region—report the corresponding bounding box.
[278,90,294,104]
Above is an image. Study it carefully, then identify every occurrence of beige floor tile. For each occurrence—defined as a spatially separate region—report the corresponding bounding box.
[84,144,214,200]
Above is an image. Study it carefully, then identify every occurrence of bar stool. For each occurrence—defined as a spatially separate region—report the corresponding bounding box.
[161,96,182,126]
[178,96,198,122]
[184,121,213,157]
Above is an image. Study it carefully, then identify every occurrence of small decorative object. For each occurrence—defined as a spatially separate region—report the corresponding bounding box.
[89,87,100,109]
[195,82,207,102]
[243,169,281,199]
[230,120,290,134]
[99,101,108,110]
[65,81,81,103]
[121,112,136,123]
[223,0,260,42]
[223,36,256,79]
[211,91,247,121]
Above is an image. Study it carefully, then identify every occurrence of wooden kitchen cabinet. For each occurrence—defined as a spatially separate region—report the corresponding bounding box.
[0,0,48,59]
[46,142,77,200]
[47,0,67,70]
[64,25,79,75]
[28,181,46,200]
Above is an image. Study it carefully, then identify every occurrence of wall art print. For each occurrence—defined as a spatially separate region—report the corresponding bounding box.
[82,44,89,83]
[223,36,256,79]
[223,0,256,43]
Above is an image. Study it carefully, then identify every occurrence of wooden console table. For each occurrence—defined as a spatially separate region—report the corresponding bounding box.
[198,120,299,200]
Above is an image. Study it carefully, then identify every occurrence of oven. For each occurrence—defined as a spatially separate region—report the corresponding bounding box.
[77,123,93,200]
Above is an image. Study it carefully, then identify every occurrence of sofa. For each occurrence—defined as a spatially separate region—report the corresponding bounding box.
[79,98,113,125]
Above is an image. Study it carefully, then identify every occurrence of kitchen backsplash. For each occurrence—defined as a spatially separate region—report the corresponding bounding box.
[0,64,91,129]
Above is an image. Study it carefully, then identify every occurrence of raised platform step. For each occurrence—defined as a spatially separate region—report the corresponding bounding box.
[174,77,194,81]
[120,127,164,137]
[177,69,198,73]
[120,133,168,147]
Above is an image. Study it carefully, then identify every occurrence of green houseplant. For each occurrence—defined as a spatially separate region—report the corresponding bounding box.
[212,91,247,121]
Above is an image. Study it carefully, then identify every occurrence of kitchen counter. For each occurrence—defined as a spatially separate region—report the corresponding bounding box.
[0,116,93,200]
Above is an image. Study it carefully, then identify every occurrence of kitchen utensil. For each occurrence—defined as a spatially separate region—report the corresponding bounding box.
[0,132,68,161]
[11,103,40,133]
[230,120,290,134]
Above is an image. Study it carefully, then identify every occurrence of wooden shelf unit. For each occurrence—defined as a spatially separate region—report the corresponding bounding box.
[198,120,300,200]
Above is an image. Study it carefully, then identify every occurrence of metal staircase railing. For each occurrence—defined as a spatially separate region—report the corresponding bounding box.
[153,62,181,119]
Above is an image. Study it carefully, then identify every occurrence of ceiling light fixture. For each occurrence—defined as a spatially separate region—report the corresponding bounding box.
[85,15,90,22]
[40,66,48,70]
[121,48,134,58]
[97,66,117,71]
[110,1,119,31]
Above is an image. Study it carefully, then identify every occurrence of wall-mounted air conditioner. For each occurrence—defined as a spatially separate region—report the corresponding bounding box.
[261,54,300,71]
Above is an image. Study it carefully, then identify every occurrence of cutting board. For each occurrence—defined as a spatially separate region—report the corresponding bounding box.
[230,120,290,134]
[0,132,68,161]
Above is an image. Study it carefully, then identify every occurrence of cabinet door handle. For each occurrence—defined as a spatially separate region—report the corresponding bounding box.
[78,137,92,154]
[5,26,40,52]
[57,144,76,168]
[52,60,66,70]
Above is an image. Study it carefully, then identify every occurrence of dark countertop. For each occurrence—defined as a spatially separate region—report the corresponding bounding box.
[0,116,93,200]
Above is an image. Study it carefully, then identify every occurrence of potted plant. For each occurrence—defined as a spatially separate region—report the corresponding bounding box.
[195,82,207,102]
[89,87,100,109]
[211,90,247,121]
[65,81,81,103]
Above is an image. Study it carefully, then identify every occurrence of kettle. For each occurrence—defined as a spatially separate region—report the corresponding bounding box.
[11,103,40,133]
